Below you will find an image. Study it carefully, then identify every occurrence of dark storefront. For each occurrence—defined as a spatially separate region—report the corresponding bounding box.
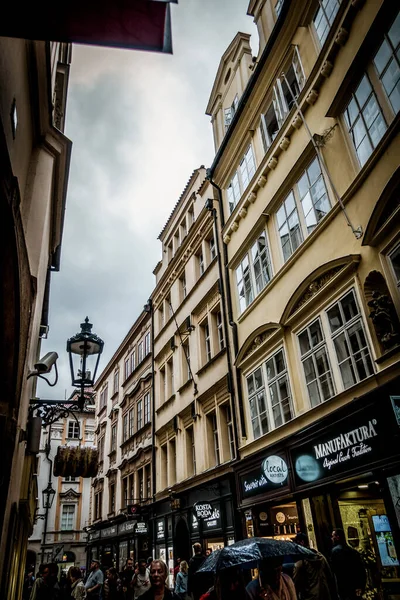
[87,517,150,572]
[235,378,400,599]
[150,474,238,588]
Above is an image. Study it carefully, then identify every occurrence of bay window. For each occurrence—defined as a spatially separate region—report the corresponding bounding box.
[236,231,272,312]
[227,146,256,213]
[313,0,341,46]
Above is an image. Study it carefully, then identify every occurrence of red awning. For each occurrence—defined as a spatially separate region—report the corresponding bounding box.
[0,0,176,53]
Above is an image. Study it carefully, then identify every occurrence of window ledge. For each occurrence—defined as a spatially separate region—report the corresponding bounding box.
[375,344,400,365]
[197,348,226,376]
[177,379,194,394]
[111,390,119,401]
[156,394,176,414]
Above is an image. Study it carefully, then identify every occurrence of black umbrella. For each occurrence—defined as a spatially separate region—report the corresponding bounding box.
[196,538,316,573]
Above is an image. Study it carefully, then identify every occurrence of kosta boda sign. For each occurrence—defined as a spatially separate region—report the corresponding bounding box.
[194,502,213,520]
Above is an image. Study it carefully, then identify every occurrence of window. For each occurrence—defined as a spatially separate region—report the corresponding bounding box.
[128,407,134,438]
[186,427,196,476]
[122,478,128,508]
[61,504,75,530]
[265,350,294,428]
[181,273,187,299]
[138,341,144,364]
[343,75,387,167]
[227,146,256,213]
[204,322,211,362]
[168,439,177,486]
[209,236,216,260]
[110,424,117,452]
[259,48,305,152]
[123,414,128,442]
[212,413,220,466]
[146,465,151,498]
[216,311,225,350]
[144,393,151,424]
[247,368,269,439]
[276,157,330,262]
[167,358,174,398]
[389,243,400,288]
[326,290,374,388]
[113,370,119,395]
[299,319,335,408]
[130,350,136,373]
[313,0,341,46]
[224,94,238,130]
[137,399,143,430]
[145,332,151,356]
[198,253,205,276]
[109,484,115,513]
[275,0,284,16]
[180,219,187,241]
[159,306,164,329]
[99,385,108,410]
[236,231,272,312]
[247,349,294,440]
[182,341,191,382]
[373,13,400,115]
[64,476,76,482]
[124,357,130,381]
[138,470,144,500]
[94,492,102,520]
[67,420,80,439]
[166,294,172,318]
[225,405,235,460]
[98,436,105,462]
[188,205,195,227]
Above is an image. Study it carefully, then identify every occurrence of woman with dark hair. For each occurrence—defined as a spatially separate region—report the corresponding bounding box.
[70,567,86,600]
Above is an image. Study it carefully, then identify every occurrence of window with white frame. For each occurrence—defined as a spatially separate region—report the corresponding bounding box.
[138,341,144,364]
[247,368,269,439]
[343,75,387,167]
[123,414,128,442]
[137,399,143,430]
[128,407,134,438]
[373,13,400,115]
[61,504,75,530]
[389,243,400,288]
[216,311,225,350]
[109,484,116,513]
[124,357,130,381]
[203,321,212,363]
[130,350,136,373]
[99,385,108,410]
[182,341,191,382]
[198,252,205,276]
[64,476,76,482]
[326,289,374,388]
[110,424,117,452]
[259,48,305,153]
[275,0,284,17]
[94,491,102,520]
[227,146,256,214]
[209,236,216,260]
[224,94,239,131]
[181,272,187,299]
[298,289,374,408]
[236,231,272,312]
[225,404,235,460]
[98,435,105,462]
[265,349,294,428]
[276,157,330,262]
[67,420,80,439]
[144,392,151,424]
[313,0,341,46]
[145,332,151,356]
[212,413,220,466]
[113,369,119,395]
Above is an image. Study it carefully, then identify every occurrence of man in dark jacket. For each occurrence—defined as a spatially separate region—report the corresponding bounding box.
[293,532,337,600]
[187,544,206,600]
[331,529,367,600]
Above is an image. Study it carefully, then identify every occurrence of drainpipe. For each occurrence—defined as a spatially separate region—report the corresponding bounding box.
[206,175,246,440]
[41,425,53,564]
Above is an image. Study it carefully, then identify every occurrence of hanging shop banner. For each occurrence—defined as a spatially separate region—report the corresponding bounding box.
[240,454,289,499]
[291,403,389,487]
[135,522,148,536]
[156,519,165,541]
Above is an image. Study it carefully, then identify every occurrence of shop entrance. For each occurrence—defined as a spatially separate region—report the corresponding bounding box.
[337,481,400,599]
[174,519,190,562]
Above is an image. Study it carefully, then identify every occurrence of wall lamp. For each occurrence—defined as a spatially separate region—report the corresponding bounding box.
[28,317,104,428]
[35,483,56,521]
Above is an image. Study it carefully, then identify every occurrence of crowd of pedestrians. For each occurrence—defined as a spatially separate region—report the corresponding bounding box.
[24,528,370,600]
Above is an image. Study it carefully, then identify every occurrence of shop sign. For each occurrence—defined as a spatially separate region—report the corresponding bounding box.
[135,522,148,535]
[292,407,386,486]
[191,503,221,531]
[204,506,221,531]
[240,454,289,499]
[194,502,213,520]
[156,519,165,540]
[191,513,199,532]
[102,525,117,538]
[118,520,136,535]
[88,530,100,541]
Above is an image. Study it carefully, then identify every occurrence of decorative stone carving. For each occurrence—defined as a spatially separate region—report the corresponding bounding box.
[335,28,349,47]
[243,330,275,361]
[321,61,333,78]
[239,207,248,219]
[248,192,257,203]
[223,233,231,244]
[258,175,267,187]
[306,90,319,105]
[268,157,278,170]
[292,114,303,129]
[364,271,400,351]
[292,266,343,313]
[231,221,239,232]
[279,137,290,151]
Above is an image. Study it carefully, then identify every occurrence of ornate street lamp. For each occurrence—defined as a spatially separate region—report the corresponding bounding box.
[42,483,56,510]
[67,317,104,409]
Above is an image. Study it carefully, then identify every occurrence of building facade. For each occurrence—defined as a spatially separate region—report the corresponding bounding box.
[149,166,240,580]
[27,394,95,575]
[206,0,400,597]
[88,310,153,570]
[0,40,72,598]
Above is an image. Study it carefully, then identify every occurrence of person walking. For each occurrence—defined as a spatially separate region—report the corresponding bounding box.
[132,559,151,600]
[331,528,367,600]
[175,561,189,600]
[120,559,135,600]
[292,532,337,600]
[103,567,123,600]
[84,560,104,599]
[188,544,205,600]
[69,567,86,600]
[29,562,61,600]
[140,560,179,600]
[245,557,297,600]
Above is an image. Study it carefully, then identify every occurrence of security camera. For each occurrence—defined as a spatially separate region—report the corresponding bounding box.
[34,352,59,374]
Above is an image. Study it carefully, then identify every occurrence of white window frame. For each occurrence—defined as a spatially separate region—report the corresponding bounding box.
[236,230,273,312]
[181,273,187,299]
[61,504,75,531]
[138,341,144,363]
[137,399,143,430]
[212,413,220,466]
[209,236,216,260]
[123,414,128,442]
[373,12,400,116]
[216,311,225,350]
[388,242,400,289]
[224,94,239,131]
[313,0,341,46]
[199,252,205,276]
[128,407,134,438]
[145,332,151,356]
[113,370,119,395]
[227,145,256,214]
[110,424,117,452]
[144,392,151,424]
[67,420,80,440]
[130,349,136,373]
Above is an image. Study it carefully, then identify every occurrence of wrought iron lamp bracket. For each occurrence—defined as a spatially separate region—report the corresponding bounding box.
[29,398,83,427]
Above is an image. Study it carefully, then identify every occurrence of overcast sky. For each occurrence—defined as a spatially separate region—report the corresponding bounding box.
[39,0,258,400]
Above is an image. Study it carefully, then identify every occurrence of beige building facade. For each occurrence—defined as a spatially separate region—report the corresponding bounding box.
[206,0,400,596]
